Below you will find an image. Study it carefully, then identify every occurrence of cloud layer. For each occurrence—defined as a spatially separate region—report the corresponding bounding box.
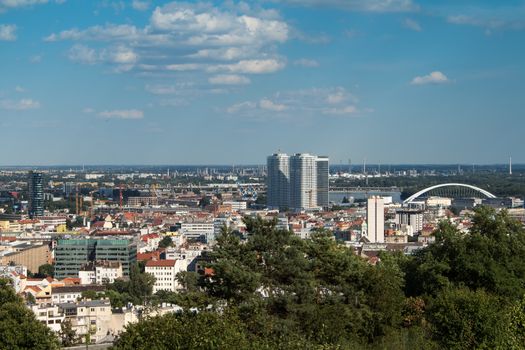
[0,24,17,41]
[98,109,144,119]
[411,71,449,85]
[227,86,361,120]
[45,2,290,76]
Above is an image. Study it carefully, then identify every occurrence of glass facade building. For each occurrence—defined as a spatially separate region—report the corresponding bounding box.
[54,238,137,279]
[28,171,44,218]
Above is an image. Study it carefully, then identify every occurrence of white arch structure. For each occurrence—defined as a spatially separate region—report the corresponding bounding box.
[403,183,497,204]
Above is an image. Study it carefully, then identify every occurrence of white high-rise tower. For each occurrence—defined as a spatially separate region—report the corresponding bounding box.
[267,153,290,210]
[367,196,385,243]
[290,153,318,211]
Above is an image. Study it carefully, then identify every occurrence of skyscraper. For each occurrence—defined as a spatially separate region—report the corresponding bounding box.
[290,153,318,210]
[316,156,329,208]
[267,153,290,210]
[366,196,385,243]
[28,171,44,218]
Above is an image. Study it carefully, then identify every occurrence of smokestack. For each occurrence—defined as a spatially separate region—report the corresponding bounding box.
[510,156,513,175]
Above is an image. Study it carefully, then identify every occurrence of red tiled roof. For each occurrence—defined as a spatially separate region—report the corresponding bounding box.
[146,259,176,267]
[137,251,161,261]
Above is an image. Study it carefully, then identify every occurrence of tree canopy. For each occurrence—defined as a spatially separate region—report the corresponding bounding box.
[0,278,60,350]
[113,207,525,349]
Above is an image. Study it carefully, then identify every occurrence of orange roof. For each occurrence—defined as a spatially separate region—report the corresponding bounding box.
[137,251,162,261]
[146,259,176,267]
[61,277,81,285]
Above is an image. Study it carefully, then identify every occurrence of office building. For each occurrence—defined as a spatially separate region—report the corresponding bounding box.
[290,153,318,210]
[28,171,44,218]
[54,239,136,279]
[316,156,329,208]
[367,196,385,243]
[267,153,290,210]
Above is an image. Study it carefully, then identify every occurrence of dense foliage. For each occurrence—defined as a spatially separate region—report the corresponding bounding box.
[0,279,60,350]
[113,207,525,349]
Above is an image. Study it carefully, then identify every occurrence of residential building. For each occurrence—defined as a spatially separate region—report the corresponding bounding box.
[395,209,424,234]
[367,196,385,243]
[57,300,112,343]
[79,261,123,285]
[316,156,329,208]
[145,259,186,293]
[290,153,318,210]
[51,285,106,304]
[267,153,290,210]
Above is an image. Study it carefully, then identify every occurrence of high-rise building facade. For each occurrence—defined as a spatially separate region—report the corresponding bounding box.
[290,153,318,210]
[316,156,329,208]
[54,239,137,279]
[267,153,290,210]
[366,196,385,243]
[28,171,44,218]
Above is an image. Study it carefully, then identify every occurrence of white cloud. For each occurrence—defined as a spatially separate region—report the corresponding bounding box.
[0,98,40,110]
[208,74,250,85]
[325,86,358,104]
[0,24,16,41]
[44,2,289,78]
[68,44,138,71]
[14,86,25,92]
[68,44,98,64]
[210,59,285,74]
[411,71,450,85]
[272,0,417,12]
[323,106,357,115]
[227,86,363,119]
[131,0,150,11]
[259,98,287,111]
[165,63,202,71]
[226,101,257,114]
[293,58,319,67]
[447,15,525,33]
[98,109,144,120]
[0,0,64,12]
[403,18,421,31]
[110,46,137,64]
[82,107,94,113]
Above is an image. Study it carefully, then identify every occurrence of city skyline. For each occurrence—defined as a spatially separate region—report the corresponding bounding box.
[1,0,525,165]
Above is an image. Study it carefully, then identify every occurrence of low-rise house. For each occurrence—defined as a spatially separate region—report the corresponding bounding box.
[52,285,106,304]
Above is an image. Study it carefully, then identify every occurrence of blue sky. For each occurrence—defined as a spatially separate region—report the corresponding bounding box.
[0,0,524,165]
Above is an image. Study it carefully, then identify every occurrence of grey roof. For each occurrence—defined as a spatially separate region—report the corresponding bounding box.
[58,299,111,309]
[53,285,106,294]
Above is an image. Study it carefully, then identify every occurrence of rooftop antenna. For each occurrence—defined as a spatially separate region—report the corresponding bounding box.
[510,156,513,175]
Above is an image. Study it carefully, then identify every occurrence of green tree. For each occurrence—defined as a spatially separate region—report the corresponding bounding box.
[112,310,250,350]
[158,236,173,248]
[427,287,508,349]
[128,263,156,304]
[37,264,54,278]
[0,278,60,349]
[59,319,79,347]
